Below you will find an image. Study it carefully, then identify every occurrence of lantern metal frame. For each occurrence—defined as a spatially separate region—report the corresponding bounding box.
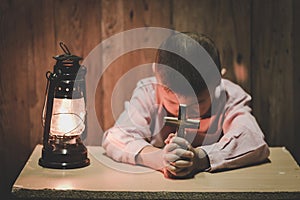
[39,42,90,169]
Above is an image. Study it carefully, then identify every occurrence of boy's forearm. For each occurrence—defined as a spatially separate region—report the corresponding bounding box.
[135,146,164,171]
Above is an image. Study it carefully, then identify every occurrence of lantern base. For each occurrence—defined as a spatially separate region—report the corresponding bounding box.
[39,136,90,169]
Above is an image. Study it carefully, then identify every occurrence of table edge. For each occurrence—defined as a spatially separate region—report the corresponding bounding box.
[12,187,300,200]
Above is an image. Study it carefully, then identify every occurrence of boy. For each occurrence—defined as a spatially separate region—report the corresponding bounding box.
[102,32,270,178]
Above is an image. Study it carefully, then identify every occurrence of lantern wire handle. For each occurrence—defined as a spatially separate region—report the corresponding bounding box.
[41,71,52,127]
[59,42,71,55]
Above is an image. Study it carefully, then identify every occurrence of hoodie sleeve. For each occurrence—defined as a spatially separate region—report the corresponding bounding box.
[201,80,270,172]
[102,78,156,165]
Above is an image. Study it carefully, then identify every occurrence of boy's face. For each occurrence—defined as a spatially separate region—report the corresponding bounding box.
[177,89,212,118]
[156,73,212,118]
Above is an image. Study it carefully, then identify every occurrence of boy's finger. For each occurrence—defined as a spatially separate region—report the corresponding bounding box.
[174,148,194,159]
[166,165,190,177]
[163,153,180,163]
[164,143,178,152]
[170,136,190,149]
[166,164,176,172]
[164,133,176,144]
[166,164,185,174]
[171,160,193,168]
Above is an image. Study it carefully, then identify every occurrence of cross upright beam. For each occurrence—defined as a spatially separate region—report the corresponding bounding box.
[164,104,200,138]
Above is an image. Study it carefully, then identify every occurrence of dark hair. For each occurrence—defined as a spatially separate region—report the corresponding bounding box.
[155,32,221,95]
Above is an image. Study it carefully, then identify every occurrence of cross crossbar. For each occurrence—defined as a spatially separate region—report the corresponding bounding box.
[164,104,200,138]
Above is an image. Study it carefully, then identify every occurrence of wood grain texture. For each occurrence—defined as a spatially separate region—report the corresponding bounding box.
[98,0,125,141]
[0,0,33,194]
[0,0,299,197]
[99,0,171,133]
[251,0,294,150]
[26,0,55,154]
[0,1,9,194]
[0,0,103,195]
[292,0,300,164]
[172,0,252,92]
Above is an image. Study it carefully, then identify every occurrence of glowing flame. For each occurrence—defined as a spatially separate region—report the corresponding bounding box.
[50,98,86,136]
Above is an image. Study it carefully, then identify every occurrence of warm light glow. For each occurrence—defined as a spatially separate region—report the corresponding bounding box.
[234,61,248,83]
[55,182,74,190]
[221,68,227,76]
[50,98,86,136]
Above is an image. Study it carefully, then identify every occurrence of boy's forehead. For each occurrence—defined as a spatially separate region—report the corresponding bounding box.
[177,89,210,102]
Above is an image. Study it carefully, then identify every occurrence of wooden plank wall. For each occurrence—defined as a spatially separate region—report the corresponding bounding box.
[293,0,300,164]
[0,0,299,196]
[173,0,252,92]
[251,0,299,163]
[99,0,171,140]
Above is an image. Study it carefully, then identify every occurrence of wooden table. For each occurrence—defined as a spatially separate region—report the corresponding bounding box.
[11,145,300,199]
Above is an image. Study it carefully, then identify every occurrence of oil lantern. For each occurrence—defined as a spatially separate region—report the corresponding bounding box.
[39,42,90,169]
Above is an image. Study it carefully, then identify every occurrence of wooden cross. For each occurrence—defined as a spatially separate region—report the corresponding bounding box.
[164,104,200,138]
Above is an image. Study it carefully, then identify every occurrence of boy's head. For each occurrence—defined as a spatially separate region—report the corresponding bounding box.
[155,32,221,96]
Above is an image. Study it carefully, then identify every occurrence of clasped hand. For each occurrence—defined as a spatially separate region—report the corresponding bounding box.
[163,133,207,179]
